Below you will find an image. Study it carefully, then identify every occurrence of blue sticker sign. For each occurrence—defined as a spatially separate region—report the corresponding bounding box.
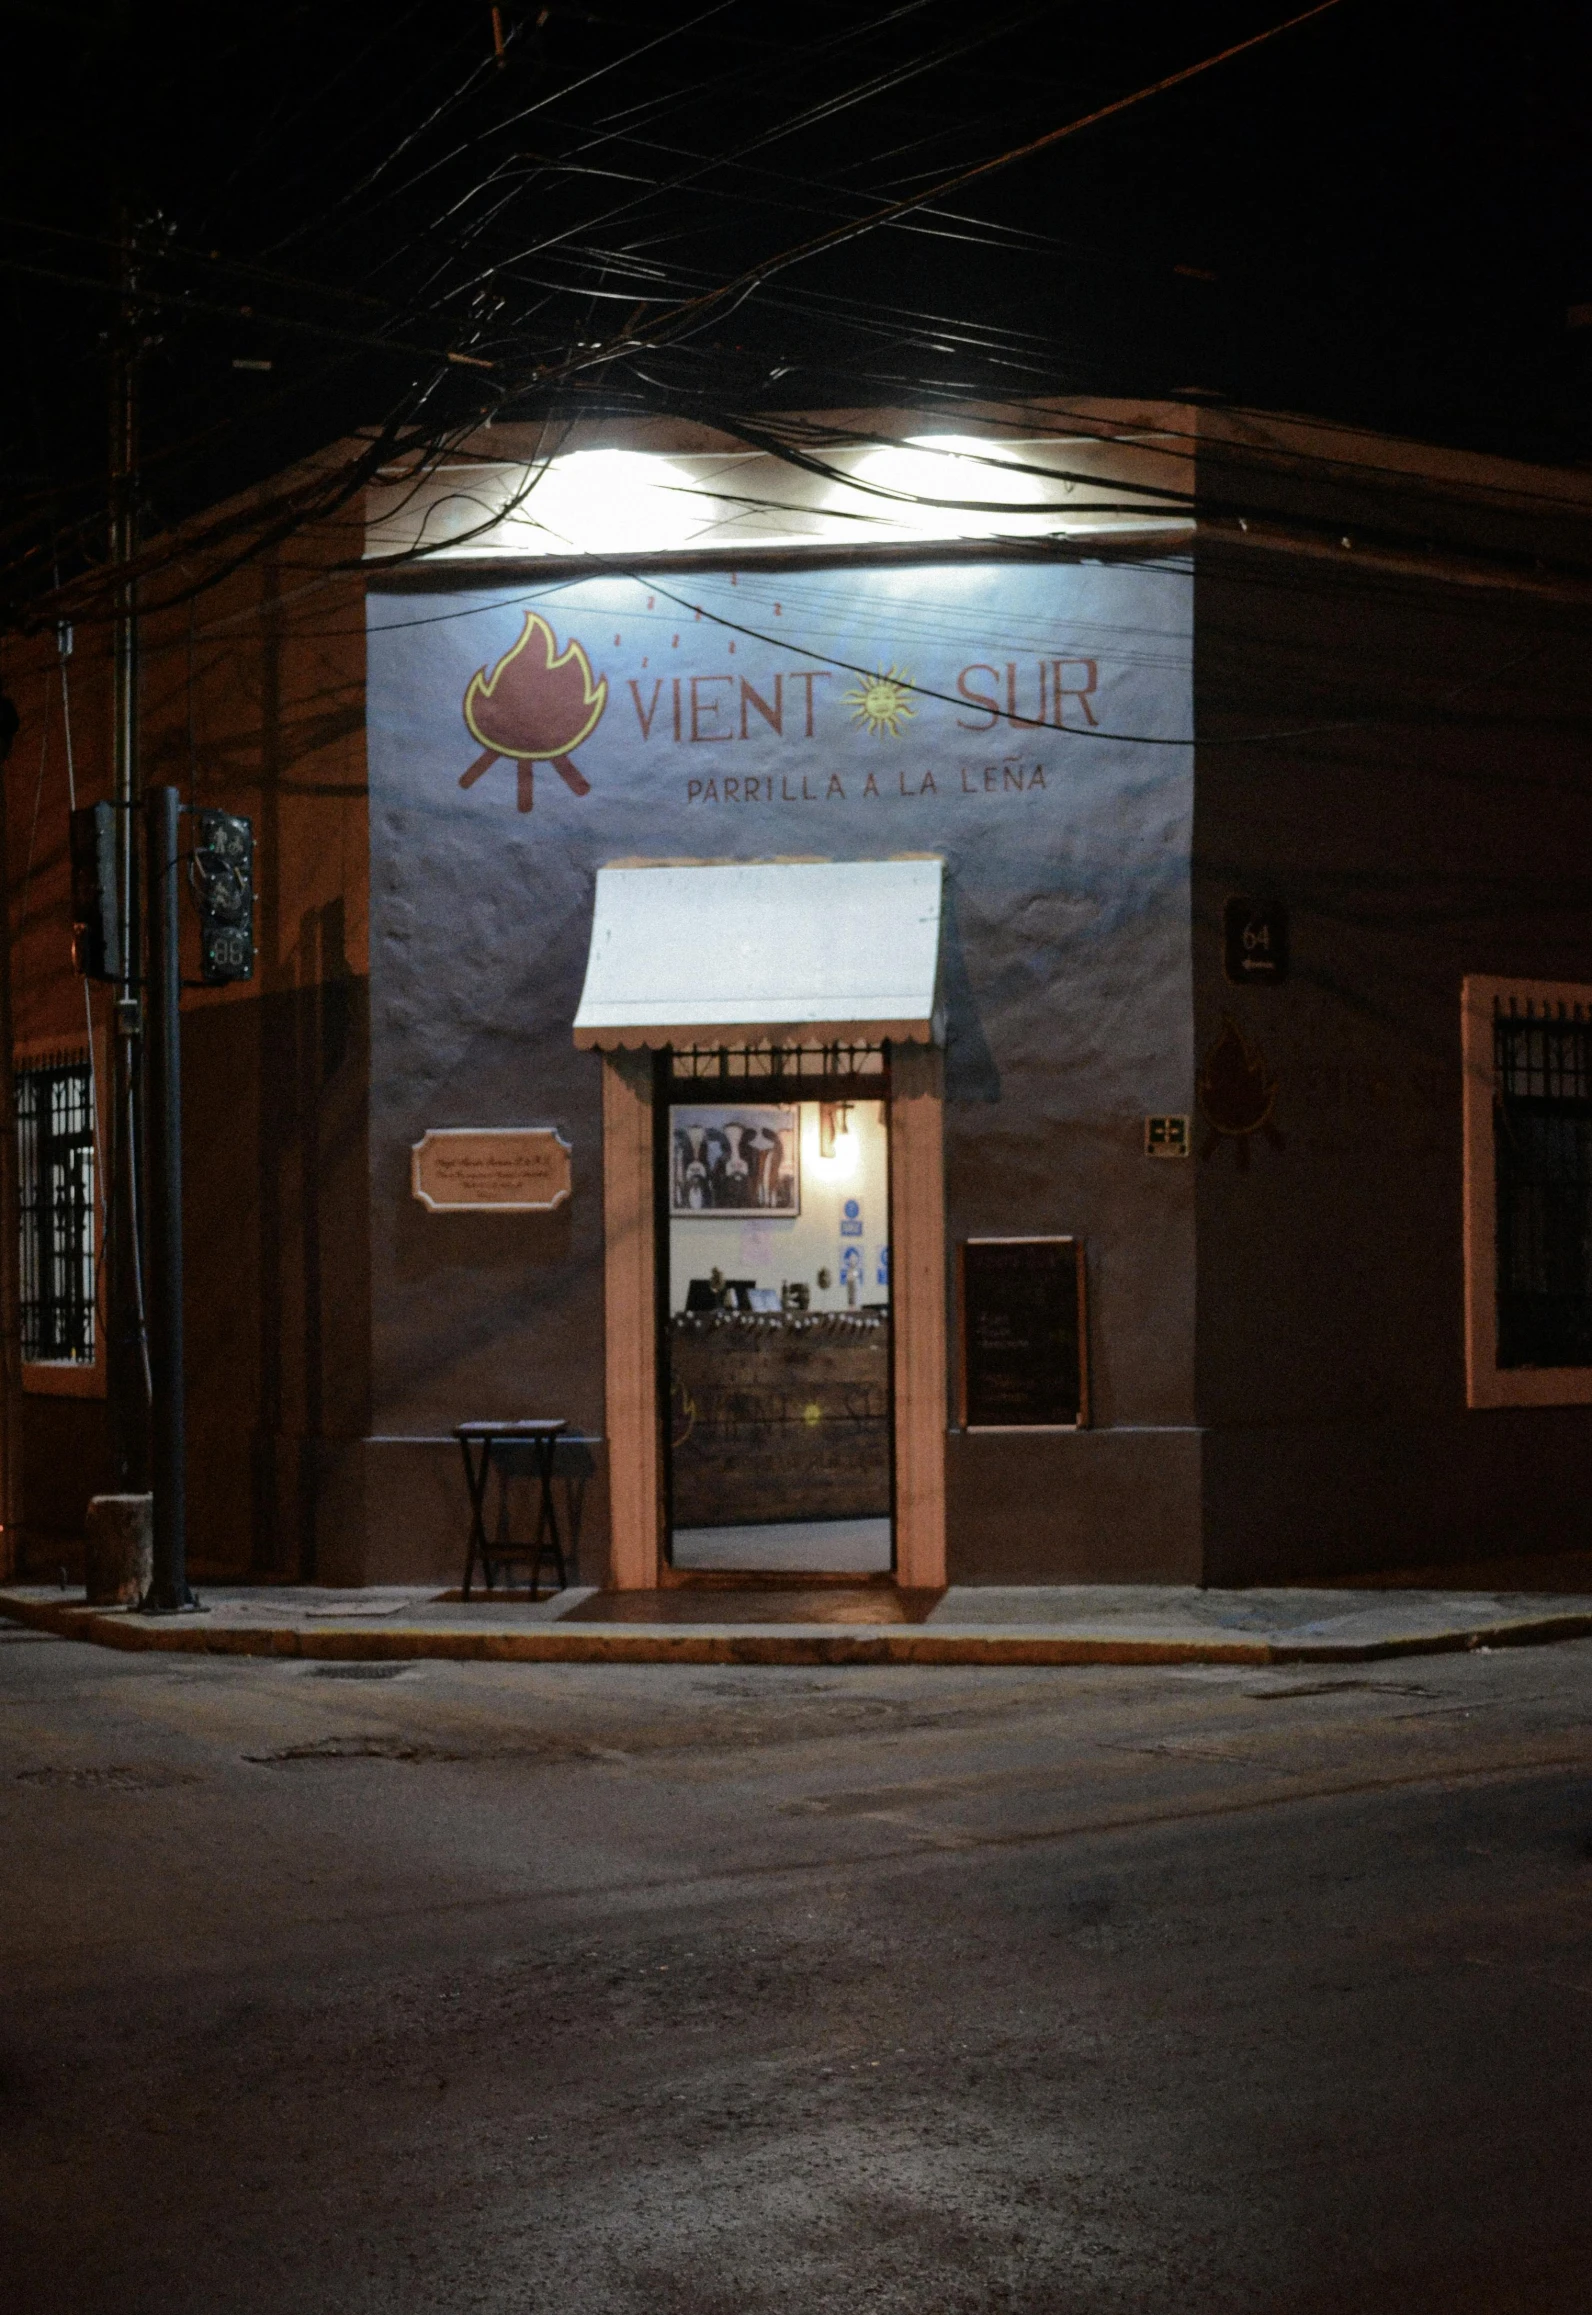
[840,1196,863,1238]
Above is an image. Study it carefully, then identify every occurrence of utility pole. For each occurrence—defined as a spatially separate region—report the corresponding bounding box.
[143,787,191,1610]
[0,689,21,1582]
[107,208,148,1500]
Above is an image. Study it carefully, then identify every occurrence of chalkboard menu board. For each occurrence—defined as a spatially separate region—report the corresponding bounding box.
[959,1237,1088,1429]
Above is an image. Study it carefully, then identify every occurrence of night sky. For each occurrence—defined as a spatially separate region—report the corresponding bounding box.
[2,0,1589,614]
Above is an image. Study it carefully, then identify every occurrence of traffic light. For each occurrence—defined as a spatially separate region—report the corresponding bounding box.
[190,809,254,984]
[69,801,122,982]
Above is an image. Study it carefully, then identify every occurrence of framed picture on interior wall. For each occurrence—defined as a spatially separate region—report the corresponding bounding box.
[670,1105,799,1216]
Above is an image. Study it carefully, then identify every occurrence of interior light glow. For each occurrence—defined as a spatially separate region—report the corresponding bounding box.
[807,1103,860,1181]
[503,449,711,556]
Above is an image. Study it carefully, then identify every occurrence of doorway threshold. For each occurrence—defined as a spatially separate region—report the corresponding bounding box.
[560,1586,943,1626]
[671,1516,893,1574]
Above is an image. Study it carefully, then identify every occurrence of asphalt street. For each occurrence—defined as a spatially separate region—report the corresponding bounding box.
[2,1621,1590,2313]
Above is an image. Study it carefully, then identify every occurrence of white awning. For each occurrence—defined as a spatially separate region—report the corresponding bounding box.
[572,858,944,1050]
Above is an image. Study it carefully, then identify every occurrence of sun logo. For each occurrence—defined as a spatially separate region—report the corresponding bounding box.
[842,664,917,739]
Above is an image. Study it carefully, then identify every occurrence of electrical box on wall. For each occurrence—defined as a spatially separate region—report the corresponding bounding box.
[69,801,121,982]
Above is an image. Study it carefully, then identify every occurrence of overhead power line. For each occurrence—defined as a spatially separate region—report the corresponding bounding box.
[0,254,495,371]
[546,0,1349,382]
[1,0,1404,635]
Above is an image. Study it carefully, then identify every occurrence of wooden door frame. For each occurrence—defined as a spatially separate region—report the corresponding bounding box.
[886,1041,947,1588]
[1462,974,1592,1408]
[598,1040,947,1590]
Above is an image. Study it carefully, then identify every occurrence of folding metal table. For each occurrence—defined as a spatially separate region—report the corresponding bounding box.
[455,1418,569,1600]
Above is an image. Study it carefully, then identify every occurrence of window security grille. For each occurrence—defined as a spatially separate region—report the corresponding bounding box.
[17,1061,96,1363]
[1494,1005,1592,1367]
[667,1043,891,1101]
[670,1043,887,1083]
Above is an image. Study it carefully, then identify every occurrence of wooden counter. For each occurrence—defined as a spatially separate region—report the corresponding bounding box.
[667,1309,891,1526]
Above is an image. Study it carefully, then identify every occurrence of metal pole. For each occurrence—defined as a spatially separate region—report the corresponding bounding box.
[0,697,22,1580]
[108,207,149,1494]
[143,786,191,1612]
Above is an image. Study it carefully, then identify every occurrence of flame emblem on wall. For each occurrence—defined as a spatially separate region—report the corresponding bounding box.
[460,612,608,812]
[1197,1016,1284,1170]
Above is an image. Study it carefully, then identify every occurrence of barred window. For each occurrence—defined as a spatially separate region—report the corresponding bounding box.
[17,1061,96,1363]
[1494,1010,1592,1368]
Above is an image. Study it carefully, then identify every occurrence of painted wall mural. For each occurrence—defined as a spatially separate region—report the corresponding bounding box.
[460,611,608,810]
[369,554,1195,1113]
[1197,1017,1284,1170]
[375,561,1189,837]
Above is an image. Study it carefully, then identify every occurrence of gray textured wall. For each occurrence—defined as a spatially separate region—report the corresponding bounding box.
[366,554,1197,1581]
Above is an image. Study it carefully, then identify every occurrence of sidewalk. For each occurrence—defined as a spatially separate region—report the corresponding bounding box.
[5,1578,1592,1667]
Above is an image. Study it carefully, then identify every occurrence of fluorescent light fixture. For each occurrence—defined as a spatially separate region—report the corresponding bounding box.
[507,448,711,556]
[844,435,1051,539]
[366,429,1183,563]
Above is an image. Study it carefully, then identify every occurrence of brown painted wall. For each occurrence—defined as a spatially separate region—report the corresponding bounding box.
[143,508,371,1579]
[10,414,1592,1593]
[2,625,115,1571]
[2,478,370,1579]
[1192,537,1592,1580]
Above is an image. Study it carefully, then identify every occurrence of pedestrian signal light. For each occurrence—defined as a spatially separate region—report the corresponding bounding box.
[190,809,254,984]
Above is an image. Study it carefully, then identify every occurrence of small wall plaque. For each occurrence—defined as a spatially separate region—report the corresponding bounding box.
[1145,1115,1190,1158]
[411,1127,571,1213]
[1223,896,1289,985]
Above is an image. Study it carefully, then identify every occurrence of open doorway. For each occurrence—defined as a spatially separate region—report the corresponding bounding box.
[662,1046,893,1575]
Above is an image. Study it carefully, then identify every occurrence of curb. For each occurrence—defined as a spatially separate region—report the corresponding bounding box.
[5,1590,1592,1669]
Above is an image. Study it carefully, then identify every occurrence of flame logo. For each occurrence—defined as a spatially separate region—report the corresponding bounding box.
[460,612,608,812]
[1197,1016,1284,1170]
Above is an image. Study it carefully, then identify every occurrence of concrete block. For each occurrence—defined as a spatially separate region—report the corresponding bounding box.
[84,1494,153,1606]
